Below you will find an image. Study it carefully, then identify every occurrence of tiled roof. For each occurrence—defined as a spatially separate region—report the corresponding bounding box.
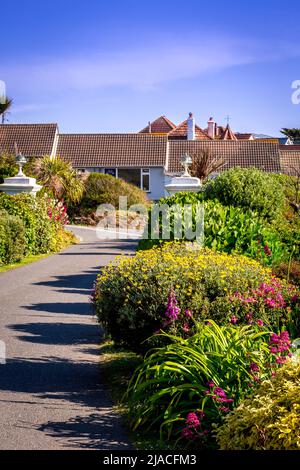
[167,141,281,174]
[280,148,300,176]
[219,124,238,141]
[57,133,168,168]
[235,133,253,140]
[139,116,176,134]
[168,119,211,140]
[280,144,300,151]
[0,124,57,156]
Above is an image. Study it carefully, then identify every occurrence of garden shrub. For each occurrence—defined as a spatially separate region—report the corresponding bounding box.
[0,192,57,255]
[216,362,300,450]
[204,167,285,220]
[126,321,293,449]
[69,173,149,223]
[0,210,26,264]
[94,242,291,350]
[0,193,74,264]
[0,153,17,184]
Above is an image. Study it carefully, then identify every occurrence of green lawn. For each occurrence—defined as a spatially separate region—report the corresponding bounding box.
[0,252,53,273]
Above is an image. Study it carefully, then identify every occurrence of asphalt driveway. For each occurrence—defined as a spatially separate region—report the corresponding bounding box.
[0,227,137,449]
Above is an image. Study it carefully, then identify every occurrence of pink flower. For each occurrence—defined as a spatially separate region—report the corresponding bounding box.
[256,319,264,327]
[186,412,200,429]
[207,380,215,388]
[230,316,238,325]
[185,310,192,318]
[182,427,195,440]
[165,290,180,321]
[264,245,272,257]
[250,362,260,372]
[183,323,190,333]
[276,356,287,364]
[219,406,230,413]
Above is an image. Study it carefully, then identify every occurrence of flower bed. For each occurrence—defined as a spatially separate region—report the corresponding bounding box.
[94,242,299,351]
[0,192,74,266]
[126,321,294,449]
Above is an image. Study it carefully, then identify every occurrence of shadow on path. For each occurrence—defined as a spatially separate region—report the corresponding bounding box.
[9,322,100,346]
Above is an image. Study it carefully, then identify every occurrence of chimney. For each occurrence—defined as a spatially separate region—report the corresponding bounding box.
[187,112,195,140]
[207,117,215,139]
[148,121,152,134]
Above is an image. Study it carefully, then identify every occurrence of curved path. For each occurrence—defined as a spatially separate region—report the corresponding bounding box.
[0,227,136,449]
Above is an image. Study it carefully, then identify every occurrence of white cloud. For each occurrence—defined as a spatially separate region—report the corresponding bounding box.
[2,33,300,93]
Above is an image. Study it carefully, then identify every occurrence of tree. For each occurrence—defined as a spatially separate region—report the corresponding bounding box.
[32,155,84,203]
[190,149,226,182]
[281,128,300,142]
[0,97,13,124]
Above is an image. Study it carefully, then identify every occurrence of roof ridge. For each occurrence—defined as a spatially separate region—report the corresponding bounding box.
[58,133,168,137]
[0,123,58,126]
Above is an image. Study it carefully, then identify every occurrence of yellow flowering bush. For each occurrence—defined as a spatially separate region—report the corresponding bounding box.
[94,242,272,350]
[216,362,300,450]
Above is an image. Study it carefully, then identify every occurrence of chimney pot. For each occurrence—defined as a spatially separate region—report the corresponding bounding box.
[187,112,195,140]
[207,117,215,139]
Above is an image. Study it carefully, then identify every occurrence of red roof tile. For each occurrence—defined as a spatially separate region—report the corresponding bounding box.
[57,133,168,168]
[219,124,238,141]
[168,119,211,140]
[139,116,176,134]
[280,148,300,176]
[167,141,281,174]
[0,123,57,156]
[235,133,254,140]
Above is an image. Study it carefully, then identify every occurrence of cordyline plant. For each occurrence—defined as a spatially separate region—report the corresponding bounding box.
[125,320,293,449]
[190,149,226,182]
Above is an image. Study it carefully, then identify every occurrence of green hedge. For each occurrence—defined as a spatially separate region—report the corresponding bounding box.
[0,193,57,255]
[0,210,26,264]
[204,167,285,220]
[0,193,74,265]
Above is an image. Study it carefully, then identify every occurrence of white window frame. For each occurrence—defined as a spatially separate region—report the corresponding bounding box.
[141,168,150,193]
[105,168,151,193]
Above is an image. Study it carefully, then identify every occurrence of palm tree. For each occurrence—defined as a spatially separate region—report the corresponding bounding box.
[190,148,226,182]
[0,97,13,123]
[281,128,300,142]
[32,155,84,203]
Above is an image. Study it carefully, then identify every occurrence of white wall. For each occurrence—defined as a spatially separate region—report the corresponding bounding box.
[148,167,165,200]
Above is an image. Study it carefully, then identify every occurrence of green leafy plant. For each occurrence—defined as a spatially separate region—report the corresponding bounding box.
[0,192,74,263]
[139,195,287,265]
[0,209,26,264]
[69,172,149,224]
[216,362,300,450]
[32,155,84,204]
[0,153,17,183]
[126,321,289,448]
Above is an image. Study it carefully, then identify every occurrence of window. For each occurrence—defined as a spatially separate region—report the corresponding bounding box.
[104,168,151,192]
[105,168,117,177]
[118,169,141,188]
[141,169,150,192]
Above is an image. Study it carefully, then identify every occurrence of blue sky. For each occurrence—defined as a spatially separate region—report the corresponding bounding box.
[1,0,300,135]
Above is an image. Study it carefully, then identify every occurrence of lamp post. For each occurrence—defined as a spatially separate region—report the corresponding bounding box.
[15,153,27,177]
[181,153,193,177]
